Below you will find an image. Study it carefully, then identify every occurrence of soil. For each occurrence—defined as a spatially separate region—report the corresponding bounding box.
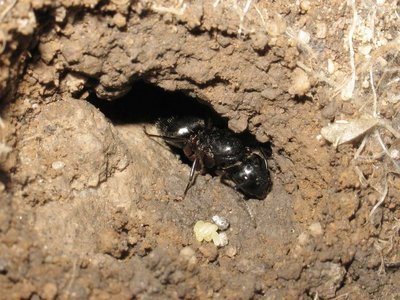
[0,0,399,299]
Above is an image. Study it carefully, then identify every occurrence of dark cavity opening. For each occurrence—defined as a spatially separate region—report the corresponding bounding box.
[88,81,223,127]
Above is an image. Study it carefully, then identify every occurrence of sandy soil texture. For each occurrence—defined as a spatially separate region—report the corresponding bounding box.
[0,0,399,299]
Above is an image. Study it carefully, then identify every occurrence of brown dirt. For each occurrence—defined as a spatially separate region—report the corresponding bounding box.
[1,0,399,299]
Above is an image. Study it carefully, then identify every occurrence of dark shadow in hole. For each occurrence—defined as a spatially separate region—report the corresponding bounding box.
[293,95,313,103]
[88,81,223,126]
[0,169,11,190]
[89,80,273,161]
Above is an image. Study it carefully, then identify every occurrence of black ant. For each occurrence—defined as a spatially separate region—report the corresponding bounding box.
[144,116,272,199]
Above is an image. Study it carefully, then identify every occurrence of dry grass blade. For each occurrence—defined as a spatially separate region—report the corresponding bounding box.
[0,0,17,54]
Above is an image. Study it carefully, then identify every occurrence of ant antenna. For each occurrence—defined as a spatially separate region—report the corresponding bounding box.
[238,199,257,228]
[143,125,186,143]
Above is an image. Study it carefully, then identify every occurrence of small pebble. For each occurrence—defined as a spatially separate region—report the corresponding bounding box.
[51,161,65,170]
[390,149,399,160]
[41,282,58,300]
[251,32,269,52]
[0,257,9,273]
[128,235,138,245]
[179,246,196,261]
[297,232,309,246]
[54,7,66,23]
[309,222,323,237]
[288,68,311,96]
[213,232,229,247]
[300,0,311,12]
[225,246,237,258]
[298,30,310,44]
[327,59,335,74]
[199,244,218,262]
[359,45,372,56]
[113,13,127,28]
[316,22,327,39]
[228,115,248,133]
[212,215,230,231]
[265,15,287,36]
[179,247,197,268]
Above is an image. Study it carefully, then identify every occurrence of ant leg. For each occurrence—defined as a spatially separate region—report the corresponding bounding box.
[238,200,257,228]
[219,172,236,189]
[183,158,199,197]
[259,145,272,160]
[220,175,252,194]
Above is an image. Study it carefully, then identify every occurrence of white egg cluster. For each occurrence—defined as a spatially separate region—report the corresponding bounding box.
[193,215,230,247]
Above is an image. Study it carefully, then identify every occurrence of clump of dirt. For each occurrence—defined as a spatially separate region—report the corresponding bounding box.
[1,0,399,299]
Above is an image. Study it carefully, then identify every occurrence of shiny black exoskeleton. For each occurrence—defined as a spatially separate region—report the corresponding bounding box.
[222,153,271,199]
[145,116,272,199]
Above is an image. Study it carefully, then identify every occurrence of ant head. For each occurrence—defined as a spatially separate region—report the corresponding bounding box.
[228,153,272,200]
[156,116,205,148]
